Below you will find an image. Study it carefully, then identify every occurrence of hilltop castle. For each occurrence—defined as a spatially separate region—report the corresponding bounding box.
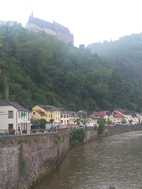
[26,15,74,45]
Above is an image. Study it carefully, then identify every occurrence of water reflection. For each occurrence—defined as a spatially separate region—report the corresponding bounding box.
[33,131,142,189]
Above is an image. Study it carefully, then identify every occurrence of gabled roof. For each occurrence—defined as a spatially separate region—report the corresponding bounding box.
[113,111,124,118]
[90,111,110,118]
[0,100,29,112]
[39,105,64,112]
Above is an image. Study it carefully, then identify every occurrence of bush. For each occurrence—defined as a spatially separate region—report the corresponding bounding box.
[70,128,86,145]
[97,118,106,135]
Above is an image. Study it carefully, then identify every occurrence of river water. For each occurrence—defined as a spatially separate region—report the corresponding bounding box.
[33,131,142,189]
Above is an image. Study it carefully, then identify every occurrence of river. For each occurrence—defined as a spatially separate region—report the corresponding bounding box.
[33,131,142,189]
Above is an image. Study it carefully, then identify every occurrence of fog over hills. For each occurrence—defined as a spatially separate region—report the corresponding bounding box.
[88,33,142,64]
[1,23,142,111]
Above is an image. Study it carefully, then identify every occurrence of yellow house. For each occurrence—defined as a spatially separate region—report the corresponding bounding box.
[32,105,63,124]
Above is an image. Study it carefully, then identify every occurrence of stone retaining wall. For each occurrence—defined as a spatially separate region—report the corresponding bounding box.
[0,126,141,189]
[0,130,70,189]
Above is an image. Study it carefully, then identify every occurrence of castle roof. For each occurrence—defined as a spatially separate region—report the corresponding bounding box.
[28,16,71,34]
[28,16,54,30]
[53,21,70,34]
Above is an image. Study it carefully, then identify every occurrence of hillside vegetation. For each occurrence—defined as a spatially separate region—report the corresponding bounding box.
[0,23,142,111]
[88,34,142,111]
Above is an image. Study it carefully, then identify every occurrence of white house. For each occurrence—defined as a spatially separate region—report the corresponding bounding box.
[61,111,79,127]
[0,101,31,135]
[86,118,98,127]
[136,113,142,124]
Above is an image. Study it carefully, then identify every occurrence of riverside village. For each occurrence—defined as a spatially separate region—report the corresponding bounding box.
[1,15,142,189]
[0,101,142,135]
[0,15,142,135]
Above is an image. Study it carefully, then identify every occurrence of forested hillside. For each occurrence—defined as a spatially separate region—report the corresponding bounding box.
[0,23,142,111]
[88,34,142,111]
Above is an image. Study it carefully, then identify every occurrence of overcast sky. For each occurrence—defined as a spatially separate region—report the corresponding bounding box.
[1,0,142,45]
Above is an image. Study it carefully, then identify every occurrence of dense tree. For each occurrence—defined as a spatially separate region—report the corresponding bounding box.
[0,23,142,111]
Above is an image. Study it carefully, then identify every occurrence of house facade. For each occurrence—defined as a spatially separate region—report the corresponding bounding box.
[61,111,79,126]
[86,118,98,127]
[0,101,31,135]
[32,105,63,124]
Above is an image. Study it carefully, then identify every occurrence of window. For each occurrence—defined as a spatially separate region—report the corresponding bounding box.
[8,111,14,119]
[8,124,13,129]
[21,112,26,118]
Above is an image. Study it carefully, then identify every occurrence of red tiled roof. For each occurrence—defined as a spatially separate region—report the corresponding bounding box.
[91,111,108,118]
[113,111,124,118]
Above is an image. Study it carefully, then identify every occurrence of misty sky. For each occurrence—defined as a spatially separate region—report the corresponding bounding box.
[0,0,142,45]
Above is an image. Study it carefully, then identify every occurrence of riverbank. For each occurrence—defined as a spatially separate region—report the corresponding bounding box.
[0,125,142,189]
[0,128,98,189]
[0,130,70,189]
[31,131,142,189]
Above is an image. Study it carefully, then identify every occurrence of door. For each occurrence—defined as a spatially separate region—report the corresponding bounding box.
[8,124,15,135]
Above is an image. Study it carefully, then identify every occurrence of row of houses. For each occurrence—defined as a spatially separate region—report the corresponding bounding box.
[32,105,86,127]
[89,110,142,126]
[0,100,142,135]
[0,102,86,135]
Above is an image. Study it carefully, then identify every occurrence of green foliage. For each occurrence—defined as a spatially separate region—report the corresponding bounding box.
[70,128,86,145]
[0,23,142,111]
[106,118,112,125]
[97,119,106,135]
[74,118,87,127]
[40,119,47,126]
[88,34,142,112]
